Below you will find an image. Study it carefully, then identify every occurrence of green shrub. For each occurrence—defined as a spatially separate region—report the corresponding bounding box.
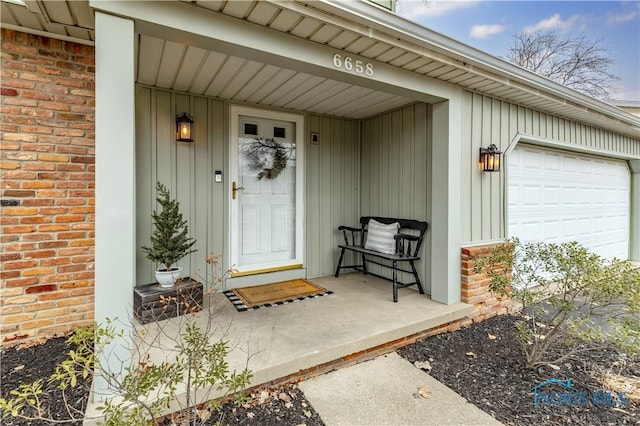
[475,238,640,368]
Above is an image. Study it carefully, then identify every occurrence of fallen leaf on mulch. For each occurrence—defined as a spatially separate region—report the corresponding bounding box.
[414,360,432,371]
[196,409,211,421]
[17,338,48,348]
[278,392,291,402]
[600,372,640,403]
[258,390,269,404]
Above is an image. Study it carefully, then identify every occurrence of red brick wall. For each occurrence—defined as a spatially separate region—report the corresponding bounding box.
[461,243,512,321]
[1,29,95,347]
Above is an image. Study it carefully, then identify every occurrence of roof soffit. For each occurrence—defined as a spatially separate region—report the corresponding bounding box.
[277,0,639,136]
[1,0,94,43]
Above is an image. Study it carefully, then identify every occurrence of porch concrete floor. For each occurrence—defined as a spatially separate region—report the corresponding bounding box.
[87,273,472,420]
[216,274,472,385]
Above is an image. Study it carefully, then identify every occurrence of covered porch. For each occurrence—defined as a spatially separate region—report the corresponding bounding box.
[103,273,472,415]
[94,0,465,330]
[91,0,468,399]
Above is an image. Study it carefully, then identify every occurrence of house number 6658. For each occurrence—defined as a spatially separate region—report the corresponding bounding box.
[333,54,374,76]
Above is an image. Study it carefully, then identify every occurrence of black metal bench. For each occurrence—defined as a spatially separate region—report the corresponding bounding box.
[334,216,428,302]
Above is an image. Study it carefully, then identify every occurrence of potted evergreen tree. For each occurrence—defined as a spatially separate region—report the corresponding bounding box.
[142,182,197,287]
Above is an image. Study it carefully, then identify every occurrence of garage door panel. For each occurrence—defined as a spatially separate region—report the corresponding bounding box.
[524,220,542,231]
[522,185,543,206]
[546,152,562,170]
[542,220,563,240]
[508,144,630,260]
[544,186,561,205]
[559,218,575,237]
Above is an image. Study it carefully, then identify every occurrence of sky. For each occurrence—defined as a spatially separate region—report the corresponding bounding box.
[395,0,640,101]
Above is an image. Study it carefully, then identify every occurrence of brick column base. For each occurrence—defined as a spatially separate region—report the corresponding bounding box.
[461,244,512,322]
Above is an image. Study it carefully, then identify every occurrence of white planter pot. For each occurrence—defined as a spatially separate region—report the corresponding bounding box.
[155,267,182,288]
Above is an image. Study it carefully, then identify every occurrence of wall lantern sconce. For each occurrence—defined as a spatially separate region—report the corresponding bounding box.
[479,144,502,172]
[176,112,194,142]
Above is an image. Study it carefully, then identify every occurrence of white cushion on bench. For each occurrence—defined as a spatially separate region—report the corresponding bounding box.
[364,219,399,255]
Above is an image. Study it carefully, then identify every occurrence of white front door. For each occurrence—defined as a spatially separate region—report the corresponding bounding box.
[229,106,304,276]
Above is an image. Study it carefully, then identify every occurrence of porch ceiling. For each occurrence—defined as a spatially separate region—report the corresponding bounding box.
[136,34,413,119]
[2,0,639,134]
[0,0,94,42]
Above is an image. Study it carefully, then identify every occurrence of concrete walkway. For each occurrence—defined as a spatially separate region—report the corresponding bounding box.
[299,352,502,426]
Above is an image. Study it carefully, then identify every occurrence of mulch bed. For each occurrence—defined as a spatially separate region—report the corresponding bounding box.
[398,313,640,425]
[0,336,324,426]
[185,385,325,426]
[2,313,638,425]
[0,336,89,425]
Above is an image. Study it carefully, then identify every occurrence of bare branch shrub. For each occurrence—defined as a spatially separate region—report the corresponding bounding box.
[0,253,253,425]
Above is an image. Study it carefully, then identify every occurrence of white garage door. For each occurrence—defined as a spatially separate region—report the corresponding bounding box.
[508,144,630,260]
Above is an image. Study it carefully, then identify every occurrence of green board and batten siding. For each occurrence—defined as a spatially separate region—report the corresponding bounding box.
[367,0,395,11]
[306,113,361,279]
[360,103,432,292]
[136,87,225,285]
[136,85,637,291]
[135,87,361,286]
[461,91,640,245]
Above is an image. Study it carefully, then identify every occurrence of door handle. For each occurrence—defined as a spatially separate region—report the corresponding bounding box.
[232,181,245,200]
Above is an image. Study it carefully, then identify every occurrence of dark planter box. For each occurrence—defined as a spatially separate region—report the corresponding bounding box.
[134,277,204,324]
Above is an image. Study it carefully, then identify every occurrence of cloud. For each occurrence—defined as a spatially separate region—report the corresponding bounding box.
[523,13,580,34]
[607,10,638,25]
[397,0,481,20]
[470,24,507,39]
[609,87,640,102]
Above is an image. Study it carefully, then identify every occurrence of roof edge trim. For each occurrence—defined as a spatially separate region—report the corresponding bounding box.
[1,23,95,46]
[311,0,640,130]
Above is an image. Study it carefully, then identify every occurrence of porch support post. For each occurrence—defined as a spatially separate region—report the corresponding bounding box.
[430,97,463,304]
[94,11,135,396]
[630,160,640,262]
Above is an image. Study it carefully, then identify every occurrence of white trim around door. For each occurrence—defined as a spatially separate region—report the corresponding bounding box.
[228,105,305,278]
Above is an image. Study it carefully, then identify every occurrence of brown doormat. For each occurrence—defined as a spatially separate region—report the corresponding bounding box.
[223,279,333,312]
